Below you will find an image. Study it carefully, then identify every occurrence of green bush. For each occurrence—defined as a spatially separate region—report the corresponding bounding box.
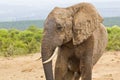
[106,25,120,51]
[0,25,43,56]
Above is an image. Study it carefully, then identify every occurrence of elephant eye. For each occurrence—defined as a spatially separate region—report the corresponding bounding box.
[57,24,63,31]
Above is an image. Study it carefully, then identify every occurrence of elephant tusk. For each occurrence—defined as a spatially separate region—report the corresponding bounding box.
[43,47,59,64]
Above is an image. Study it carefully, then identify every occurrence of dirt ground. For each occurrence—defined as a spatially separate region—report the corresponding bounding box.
[0,51,120,80]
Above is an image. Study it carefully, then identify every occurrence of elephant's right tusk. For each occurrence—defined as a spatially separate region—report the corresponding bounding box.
[43,47,58,64]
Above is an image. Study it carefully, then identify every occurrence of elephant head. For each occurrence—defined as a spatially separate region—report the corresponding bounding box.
[41,2,103,80]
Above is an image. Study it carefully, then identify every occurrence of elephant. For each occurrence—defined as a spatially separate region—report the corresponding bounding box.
[41,2,108,80]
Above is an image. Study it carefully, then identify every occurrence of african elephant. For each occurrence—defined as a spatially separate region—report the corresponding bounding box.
[41,2,108,80]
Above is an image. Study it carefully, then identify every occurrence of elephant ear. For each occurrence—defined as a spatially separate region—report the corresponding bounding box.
[72,3,103,45]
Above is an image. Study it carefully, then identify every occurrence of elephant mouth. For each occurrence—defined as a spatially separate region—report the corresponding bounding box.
[43,47,59,64]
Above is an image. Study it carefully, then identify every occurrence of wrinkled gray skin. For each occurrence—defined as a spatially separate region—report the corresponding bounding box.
[41,2,108,80]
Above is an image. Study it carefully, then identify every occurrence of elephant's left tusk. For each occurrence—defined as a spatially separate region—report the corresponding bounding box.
[43,47,58,64]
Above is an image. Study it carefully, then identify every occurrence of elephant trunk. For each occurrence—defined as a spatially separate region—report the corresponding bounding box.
[41,39,56,80]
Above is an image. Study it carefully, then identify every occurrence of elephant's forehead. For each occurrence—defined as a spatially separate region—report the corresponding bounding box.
[52,8,70,19]
[53,8,67,15]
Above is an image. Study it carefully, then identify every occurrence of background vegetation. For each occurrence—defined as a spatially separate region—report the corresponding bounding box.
[0,25,119,57]
[106,25,120,51]
[0,26,43,56]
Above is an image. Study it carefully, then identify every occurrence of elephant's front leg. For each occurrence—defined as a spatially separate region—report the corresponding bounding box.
[55,47,74,80]
[55,53,68,80]
[55,58,75,80]
[80,52,92,80]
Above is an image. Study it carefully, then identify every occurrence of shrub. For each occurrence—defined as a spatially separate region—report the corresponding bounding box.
[0,26,43,56]
[106,25,120,51]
